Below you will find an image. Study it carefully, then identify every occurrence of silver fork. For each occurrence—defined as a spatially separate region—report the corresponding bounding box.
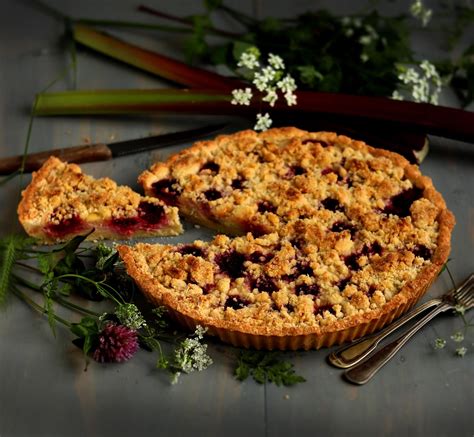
[342,273,474,384]
[328,273,474,369]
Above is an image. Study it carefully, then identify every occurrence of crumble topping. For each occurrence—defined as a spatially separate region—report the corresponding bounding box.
[123,128,454,341]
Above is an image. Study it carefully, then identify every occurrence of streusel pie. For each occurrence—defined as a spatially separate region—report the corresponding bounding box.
[121,128,454,349]
[18,156,182,243]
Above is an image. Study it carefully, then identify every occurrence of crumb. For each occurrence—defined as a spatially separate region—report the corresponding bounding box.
[82,137,91,144]
[194,224,201,229]
[109,134,116,141]
[283,394,290,400]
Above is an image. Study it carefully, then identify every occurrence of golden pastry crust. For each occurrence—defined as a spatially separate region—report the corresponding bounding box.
[124,128,455,350]
[18,156,182,244]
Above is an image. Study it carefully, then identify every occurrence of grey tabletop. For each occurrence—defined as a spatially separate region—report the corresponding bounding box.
[0,1,473,436]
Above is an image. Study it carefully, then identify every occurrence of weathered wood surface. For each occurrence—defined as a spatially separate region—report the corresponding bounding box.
[0,1,472,436]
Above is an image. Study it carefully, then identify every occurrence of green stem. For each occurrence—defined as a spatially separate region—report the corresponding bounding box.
[12,286,71,328]
[13,273,102,317]
[55,273,124,305]
[137,4,242,38]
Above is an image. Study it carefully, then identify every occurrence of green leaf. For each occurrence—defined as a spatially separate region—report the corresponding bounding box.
[0,235,34,308]
[0,237,18,307]
[232,41,255,63]
[234,351,305,386]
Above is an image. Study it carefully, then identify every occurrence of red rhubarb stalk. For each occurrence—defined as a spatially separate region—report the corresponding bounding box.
[73,24,239,90]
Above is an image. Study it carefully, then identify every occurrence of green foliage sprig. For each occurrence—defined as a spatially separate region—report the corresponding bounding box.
[235,350,306,386]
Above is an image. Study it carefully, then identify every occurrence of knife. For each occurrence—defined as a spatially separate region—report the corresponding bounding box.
[0,123,226,175]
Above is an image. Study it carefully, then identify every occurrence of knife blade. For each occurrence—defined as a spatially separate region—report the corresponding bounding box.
[0,123,226,175]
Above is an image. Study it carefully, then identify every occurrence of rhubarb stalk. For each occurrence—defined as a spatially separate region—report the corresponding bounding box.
[73,24,239,90]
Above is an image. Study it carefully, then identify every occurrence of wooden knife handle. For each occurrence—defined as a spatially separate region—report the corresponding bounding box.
[0,143,113,175]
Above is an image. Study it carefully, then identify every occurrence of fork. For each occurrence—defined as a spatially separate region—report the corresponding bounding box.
[336,273,474,384]
[328,273,474,369]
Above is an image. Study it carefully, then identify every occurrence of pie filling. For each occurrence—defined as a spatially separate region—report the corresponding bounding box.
[44,201,170,239]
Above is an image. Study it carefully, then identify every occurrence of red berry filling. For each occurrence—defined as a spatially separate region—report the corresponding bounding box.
[322,197,344,212]
[412,244,432,260]
[152,178,182,206]
[383,187,423,217]
[203,188,222,201]
[225,296,249,310]
[108,201,168,236]
[178,245,205,257]
[231,177,246,190]
[200,161,220,174]
[249,275,277,292]
[45,214,88,238]
[331,221,357,236]
[295,283,320,296]
[216,250,247,279]
[257,201,277,214]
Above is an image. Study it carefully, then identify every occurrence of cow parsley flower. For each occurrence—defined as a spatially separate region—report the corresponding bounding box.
[262,87,278,107]
[170,325,213,384]
[254,113,272,131]
[92,323,139,363]
[231,47,298,131]
[115,303,146,330]
[450,331,464,343]
[231,88,253,106]
[237,50,260,70]
[455,346,467,357]
[410,0,432,27]
[268,53,285,70]
[434,338,446,349]
[391,60,442,104]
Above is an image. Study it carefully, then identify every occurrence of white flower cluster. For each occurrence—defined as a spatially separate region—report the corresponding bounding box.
[115,303,146,330]
[391,60,442,104]
[171,325,213,384]
[231,48,298,131]
[410,0,432,27]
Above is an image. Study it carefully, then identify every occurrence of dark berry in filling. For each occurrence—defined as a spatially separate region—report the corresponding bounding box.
[331,221,357,236]
[152,178,182,205]
[315,303,334,315]
[244,221,268,237]
[337,277,351,292]
[344,253,361,271]
[322,197,344,212]
[216,250,247,279]
[224,296,249,310]
[231,177,246,190]
[200,161,220,174]
[203,188,222,201]
[359,241,383,257]
[286,261,313,281]
[138,201,165,224]
[292,165,306,176]
[367,285,377,297]
[295,283,320,296]
[412,244,432,260]
[383,187,423,217]
[257,201,277,214]
[45,214,86,238]
[250,275,277,293]
[179,245,205,257]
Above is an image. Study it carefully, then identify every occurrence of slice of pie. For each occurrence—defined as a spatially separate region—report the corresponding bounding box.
[18,156,182,244]
[125,128,454,349]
